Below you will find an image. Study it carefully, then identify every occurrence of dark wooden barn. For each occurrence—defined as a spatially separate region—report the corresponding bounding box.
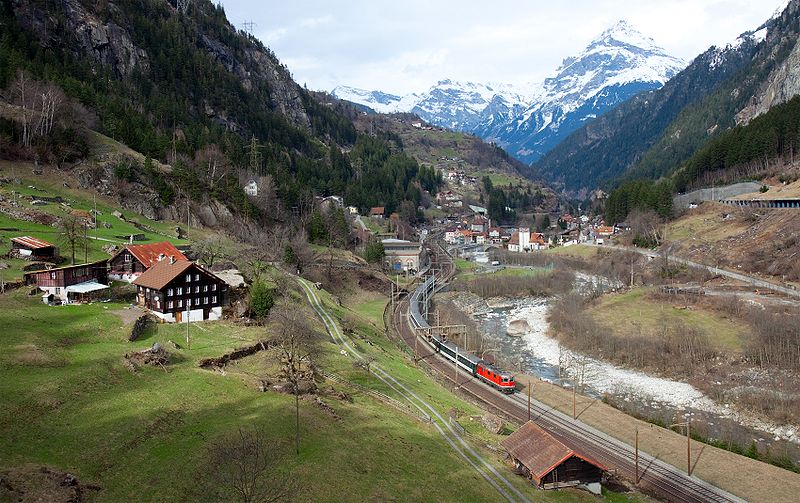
[10,236,59,261]
[501,421,606,492]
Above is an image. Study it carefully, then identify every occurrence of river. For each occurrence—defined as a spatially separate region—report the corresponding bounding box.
[468,295,800,462]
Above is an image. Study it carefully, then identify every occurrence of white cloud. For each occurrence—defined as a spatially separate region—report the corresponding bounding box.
[224,0,786,95]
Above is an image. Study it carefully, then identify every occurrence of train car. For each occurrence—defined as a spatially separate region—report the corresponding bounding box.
[430,336,516,394]
[411,265,515,394]
[475,362,516,394]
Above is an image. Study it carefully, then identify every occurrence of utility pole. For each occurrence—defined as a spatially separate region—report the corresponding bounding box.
[454,345,459,390]
[527,379,531,421]
[669,420,692,475]
[186,300,191,349]
[93,192,97,243]
[635,427,639,484]
[572,381,576,420]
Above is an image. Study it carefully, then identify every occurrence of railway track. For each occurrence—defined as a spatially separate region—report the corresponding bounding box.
[393,242,746,503]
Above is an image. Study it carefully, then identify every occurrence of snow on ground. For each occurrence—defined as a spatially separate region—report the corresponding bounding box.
[509,301,800,444]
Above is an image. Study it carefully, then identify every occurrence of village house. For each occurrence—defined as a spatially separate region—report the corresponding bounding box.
[444,227,460,244]
[108,241,188,282]
[369,206,385,219]
[470,215,489,233]
[382,238,425,274]
[317,195,344,211]
[507,228,531,252]
[502,421,606,493]
[10,236,59,261]
[594,225,615,237]
[132,259,227,323]
[243,180,258,197]
[487,227,506,245]
[25,260,109,304]
[346,205,359,216]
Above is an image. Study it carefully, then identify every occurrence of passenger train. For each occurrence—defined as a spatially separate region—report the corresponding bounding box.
[408,273,516,394]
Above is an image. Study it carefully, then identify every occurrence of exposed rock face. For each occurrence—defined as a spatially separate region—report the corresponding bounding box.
[11,0,148,77]
[736,36,800,125]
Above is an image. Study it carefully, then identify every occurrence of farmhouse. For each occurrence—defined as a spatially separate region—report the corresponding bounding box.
[132,259,227,323]
[370,206,385,218]
[24,260,109,304]
[10,236,59,261]
[108,241,188,282]
[382,238,425,273]
[243,179,258,196]
[502,421,606,493]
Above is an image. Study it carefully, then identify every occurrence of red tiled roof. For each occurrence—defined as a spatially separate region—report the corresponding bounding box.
[133,260,194,290]
[509,232,520,245]
[370,207,385,215]
[125,242,187,269]
[12,236,55,250]
[501,422,607,484]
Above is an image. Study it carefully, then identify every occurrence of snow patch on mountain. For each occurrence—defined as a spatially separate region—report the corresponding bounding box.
[332,20,685,164]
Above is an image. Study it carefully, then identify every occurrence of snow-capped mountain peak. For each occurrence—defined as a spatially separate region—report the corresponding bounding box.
[332,21,685,164]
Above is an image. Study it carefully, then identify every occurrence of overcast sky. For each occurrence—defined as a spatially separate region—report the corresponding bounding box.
[222,0,787,95]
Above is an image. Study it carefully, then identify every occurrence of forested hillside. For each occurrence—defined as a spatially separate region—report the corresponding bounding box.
[0,0,438,227]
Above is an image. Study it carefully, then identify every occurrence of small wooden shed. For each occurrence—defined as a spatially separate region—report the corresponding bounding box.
[10,236,59,261]
[501,421,606,492]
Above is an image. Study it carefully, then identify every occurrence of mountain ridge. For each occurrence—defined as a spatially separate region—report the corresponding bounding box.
[333,20,685,166]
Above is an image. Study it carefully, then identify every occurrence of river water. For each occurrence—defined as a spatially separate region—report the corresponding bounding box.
[470,296,800,460]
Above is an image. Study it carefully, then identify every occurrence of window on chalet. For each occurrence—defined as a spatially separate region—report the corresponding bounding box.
[194,286,200,293]
[176,287,182,295]
[194,298,200,306]
[177,300,183,308]
[185,274,191,282]
[194,274,200,281]
[203,285,208,292]
[124,253,131,263]
[50,272,56,279]
[203,297,208,304]
[212,295,217,304]
[211,284,217,291]
[167,288,173,296]
[167,301,173,309]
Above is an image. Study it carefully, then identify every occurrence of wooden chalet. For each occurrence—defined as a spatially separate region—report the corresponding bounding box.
[108,241,187,281]
[24,260,109,304]
[369,206,385,218]
[132,259,227,323]
[10,236,59,261]
[501,421,606,493]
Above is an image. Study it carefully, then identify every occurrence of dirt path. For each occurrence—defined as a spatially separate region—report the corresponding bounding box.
[112,305,144,325]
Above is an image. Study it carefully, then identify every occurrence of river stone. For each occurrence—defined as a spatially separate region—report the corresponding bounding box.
[506,319,529,337]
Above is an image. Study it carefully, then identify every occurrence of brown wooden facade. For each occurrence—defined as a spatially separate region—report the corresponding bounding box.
[24,260,109,288]
[108,248,148,276]
[134,261,227,322]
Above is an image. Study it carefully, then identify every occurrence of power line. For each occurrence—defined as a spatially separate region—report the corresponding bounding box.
[242,20,256,34]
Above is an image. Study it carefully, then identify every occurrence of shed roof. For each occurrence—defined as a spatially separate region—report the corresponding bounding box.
[12,236,55,250]
[121,241,187,269]
[501,422,606,484]
[66,280,109,293]
[133,260,194,290]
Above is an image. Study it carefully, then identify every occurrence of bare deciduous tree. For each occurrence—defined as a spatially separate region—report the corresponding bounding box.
[9,71,66,149]
[195,144,230,189]
[198,427,295,503]
[59,214,86,265]
[269,305,317,455]
[194,235,230,267]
